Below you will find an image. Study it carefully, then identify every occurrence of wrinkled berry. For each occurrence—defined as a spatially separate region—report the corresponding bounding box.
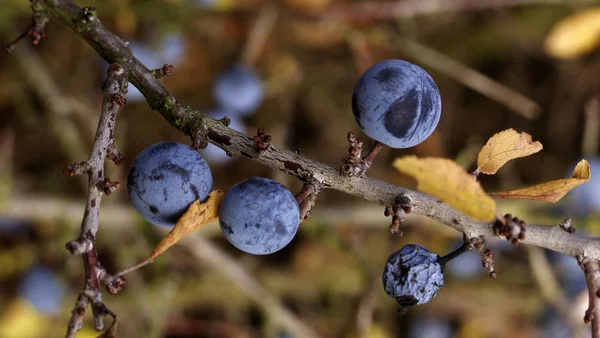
[382,244,444,313]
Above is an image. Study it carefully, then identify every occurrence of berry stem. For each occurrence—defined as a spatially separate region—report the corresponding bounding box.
[363,141,383,165]
[438,241,471,266]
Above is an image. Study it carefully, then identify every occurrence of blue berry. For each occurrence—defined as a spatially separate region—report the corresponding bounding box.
[200,110,245,165]
[19,266,65,315]
[213,65,264,116]
[352,60,442,148]
[219,177,300,255]
[382,244,444,313]
[127,142,213,227]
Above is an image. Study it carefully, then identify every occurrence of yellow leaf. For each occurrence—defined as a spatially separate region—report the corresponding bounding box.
[476,129,543,175]
[489,159,591,202]
[544,7,600,60]
[150,190,224,260]
[393,156,496,222]
[0,299,47,338]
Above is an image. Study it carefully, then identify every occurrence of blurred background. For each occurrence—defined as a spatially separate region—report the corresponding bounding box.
[2,0,600,337]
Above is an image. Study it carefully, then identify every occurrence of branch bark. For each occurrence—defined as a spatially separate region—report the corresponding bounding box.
[36,0,600,260]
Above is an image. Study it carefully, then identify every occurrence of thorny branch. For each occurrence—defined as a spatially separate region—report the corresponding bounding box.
[10,0,600,336]
[63,62,127,338]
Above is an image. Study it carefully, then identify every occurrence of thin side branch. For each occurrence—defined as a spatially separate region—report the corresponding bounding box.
[64,62,127,338]
[581,257,600,338]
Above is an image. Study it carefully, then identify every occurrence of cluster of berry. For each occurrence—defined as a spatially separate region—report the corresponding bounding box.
[127,59,452,310]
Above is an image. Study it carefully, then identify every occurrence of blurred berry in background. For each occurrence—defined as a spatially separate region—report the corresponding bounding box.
[212,64,264,116]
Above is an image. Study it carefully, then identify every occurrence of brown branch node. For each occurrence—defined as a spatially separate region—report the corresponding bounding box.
[98,177,120,195]
[559,218,575,234]
[494,213,526,245]
[105,276,127,295]
[106,142,124,165]
[295,177,323,221]
[66,238,94,255]
[151,64,174,78]
[5,1,49,53]
[110,93,126,107]
[470,236,496,278]
[63,161,90,176]
[384,192,412,236]
[80,6,97,23]
[254,128,272,154]
[340,132,383,177]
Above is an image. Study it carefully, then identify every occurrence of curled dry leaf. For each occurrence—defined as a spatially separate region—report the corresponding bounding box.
[150,190,225,260]
[544,7,600,60]
[476,129,543,175]
[489,160,591,203]
[393,156,496,222]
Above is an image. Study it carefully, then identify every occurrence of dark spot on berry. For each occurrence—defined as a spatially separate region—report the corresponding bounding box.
[382,88,419,140]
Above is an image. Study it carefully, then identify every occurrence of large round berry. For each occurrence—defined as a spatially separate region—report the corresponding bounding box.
[352,59,442,148]
[212,64,264,116]
[127,142,213,227]
[219,177,300,255]
[382,244,444,313]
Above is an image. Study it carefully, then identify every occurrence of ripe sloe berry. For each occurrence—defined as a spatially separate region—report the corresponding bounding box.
[382,244,444,313]
[127,142,213,227]
[352,59,442,148]
[219,177,300,255]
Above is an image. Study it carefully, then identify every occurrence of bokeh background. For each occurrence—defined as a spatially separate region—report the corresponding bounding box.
[2,0,600,337]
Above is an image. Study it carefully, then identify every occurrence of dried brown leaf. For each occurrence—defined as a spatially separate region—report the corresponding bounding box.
[150,190,225,260]
[489,160,591,203]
